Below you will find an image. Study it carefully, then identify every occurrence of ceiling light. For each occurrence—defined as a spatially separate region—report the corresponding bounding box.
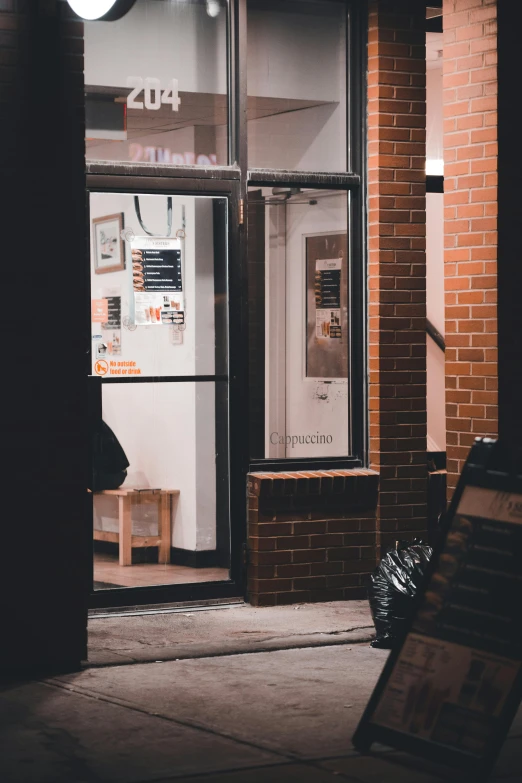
[67,0,136,21]
[206,0,221,18]
[426,159,444,176]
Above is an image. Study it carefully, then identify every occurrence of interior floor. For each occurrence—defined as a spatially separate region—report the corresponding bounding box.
[93,551,229,589]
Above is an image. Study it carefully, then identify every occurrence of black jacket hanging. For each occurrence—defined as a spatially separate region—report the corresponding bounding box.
[91,420,130,491]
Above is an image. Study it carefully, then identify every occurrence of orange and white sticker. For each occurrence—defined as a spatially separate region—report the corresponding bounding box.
[92,299,109,323]
[94,359,109,376]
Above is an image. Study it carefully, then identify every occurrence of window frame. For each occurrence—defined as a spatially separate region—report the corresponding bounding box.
[84,0,237,172]
[83,0,368,475]
[82,0,369,607]
[244,0,368,471]
[86,171,246,609]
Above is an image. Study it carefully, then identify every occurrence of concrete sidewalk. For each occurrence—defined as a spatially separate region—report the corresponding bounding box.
[0,601,520,783]
[87,599,375,666]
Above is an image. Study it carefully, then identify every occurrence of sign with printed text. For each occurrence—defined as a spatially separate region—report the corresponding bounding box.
[102,295,122,356]
[108,360,142,376]
[127,77,180,111]
[130,236,185,326]
[315,258,342,339]
[92,299,109,323]
[353,441,522,782]
[306,234,348,378]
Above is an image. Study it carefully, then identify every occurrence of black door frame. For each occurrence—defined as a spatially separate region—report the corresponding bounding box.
[86,168,248,609]
[83,0,366,610]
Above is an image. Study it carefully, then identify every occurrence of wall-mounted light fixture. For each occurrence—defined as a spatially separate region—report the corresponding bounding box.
[426,159,444,176]
[67,0,137,21]
[206,0,221,18]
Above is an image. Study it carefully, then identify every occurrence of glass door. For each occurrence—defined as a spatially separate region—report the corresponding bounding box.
[88,190,233,604]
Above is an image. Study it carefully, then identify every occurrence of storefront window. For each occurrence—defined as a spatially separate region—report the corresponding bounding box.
[89,192,227,378]
[248,187,350,460]
[84,0,229,166]
[90,191,230,590]
[84,0,364,604]
[247,0,347,172]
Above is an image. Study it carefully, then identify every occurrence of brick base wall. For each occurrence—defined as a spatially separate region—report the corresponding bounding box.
[247,470,379,606]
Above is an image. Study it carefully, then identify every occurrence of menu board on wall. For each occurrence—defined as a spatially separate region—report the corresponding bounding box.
[353,439,522,781]
[314,259,342,339]
[131,236,185,326]
[306,234,348,378]
[102,295,122,355]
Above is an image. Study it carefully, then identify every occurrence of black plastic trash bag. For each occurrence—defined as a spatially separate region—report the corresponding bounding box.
[368,539,433,649]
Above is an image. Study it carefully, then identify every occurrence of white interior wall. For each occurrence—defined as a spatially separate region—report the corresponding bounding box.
[427,338,446,453]
[195,383,217,550]
[90,193,210,377]
[194,200,217,550]
[426,34,446,452]
[248,104,345,172]
[96,383,199,549]
[426,33,444,174]
[84,1,227,94]
[264,201,287,458]
[426,194,445,337]
[247,5,346,171]
[426,193,446,452]
[247,6,344,102]
[87,127,199,165]
[90,192,217,550]
[86,1,343,101]
[427,66,443,174]
[285,195,349,457]
[84,1,346,171]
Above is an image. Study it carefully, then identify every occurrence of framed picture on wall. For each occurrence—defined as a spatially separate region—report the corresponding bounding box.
[93,213,125,274]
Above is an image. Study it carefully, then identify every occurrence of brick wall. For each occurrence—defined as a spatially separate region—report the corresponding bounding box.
[368,0,428,554]
[247,471,379,606]
[443,0,498,498]
[0,0,89,672]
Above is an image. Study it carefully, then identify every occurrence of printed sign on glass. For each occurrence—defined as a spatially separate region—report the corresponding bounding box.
[131,236,184,326]
[314,259,342,339]
[102,295,122,355]
[306,234,348,378]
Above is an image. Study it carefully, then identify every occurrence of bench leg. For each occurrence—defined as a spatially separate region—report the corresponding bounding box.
[118,495,132,566]
[158,494,171,565]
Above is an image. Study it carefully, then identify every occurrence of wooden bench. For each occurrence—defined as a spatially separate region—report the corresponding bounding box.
[93,488,180,566]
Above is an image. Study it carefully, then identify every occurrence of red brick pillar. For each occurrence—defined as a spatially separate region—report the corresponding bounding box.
[443,0,498,498]
[368,1,428,554]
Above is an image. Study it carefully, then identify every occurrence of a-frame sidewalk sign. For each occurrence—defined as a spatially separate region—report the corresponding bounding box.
[353,437,522,783]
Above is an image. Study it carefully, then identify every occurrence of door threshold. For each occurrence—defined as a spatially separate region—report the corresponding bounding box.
[89,596,245,619]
